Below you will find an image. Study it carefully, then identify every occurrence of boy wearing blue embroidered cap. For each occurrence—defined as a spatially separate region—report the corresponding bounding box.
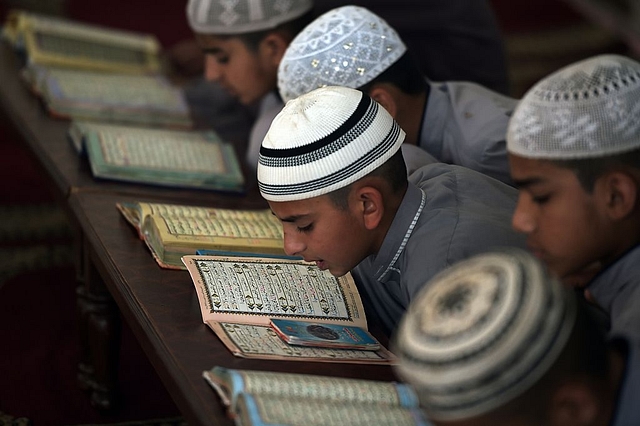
[258,85,525,335]
[507,54,640,341]
[393,248,639,426]
[277,5,517,185]
[185,0,314,167]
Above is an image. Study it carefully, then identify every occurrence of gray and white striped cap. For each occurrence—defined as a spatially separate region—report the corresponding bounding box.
[257,85,405,202]
[393,248,576,421]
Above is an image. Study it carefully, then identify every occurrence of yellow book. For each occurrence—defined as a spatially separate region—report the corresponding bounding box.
[117,201,288,270]
[2,9,162,74]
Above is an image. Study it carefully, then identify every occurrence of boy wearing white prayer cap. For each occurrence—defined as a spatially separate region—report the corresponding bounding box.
[185,0,314,167]
[276,5,517,185]
[393,248,639,426]
[507,54,640,341]
[257,85,525,335]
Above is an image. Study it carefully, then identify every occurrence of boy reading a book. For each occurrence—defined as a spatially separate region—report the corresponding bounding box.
[256,85,526,335]
[277,6,517,185]
[393,248,639,426]
[506,54,640,339]
[185,0,314,169]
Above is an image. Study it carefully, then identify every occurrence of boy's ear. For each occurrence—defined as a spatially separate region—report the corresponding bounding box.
[369,86,398,118]
[597,171,638,221]
[354,185,384,230]
[549,382,600,426]
[260,32,289,67]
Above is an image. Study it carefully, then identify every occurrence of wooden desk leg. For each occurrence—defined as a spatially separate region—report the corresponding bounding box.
[76,238,122,410]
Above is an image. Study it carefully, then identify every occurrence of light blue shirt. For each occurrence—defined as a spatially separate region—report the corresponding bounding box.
[420,80,516,185]
[352,162,526,335]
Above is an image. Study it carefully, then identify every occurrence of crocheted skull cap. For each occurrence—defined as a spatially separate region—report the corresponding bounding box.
[507,54,640,159]
[393,248,576,421]
[258,85,405,202]
[278,5,406,102]
[186,0,313,35]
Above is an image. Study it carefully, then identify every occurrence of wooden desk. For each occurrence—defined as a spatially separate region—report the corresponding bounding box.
[69,190,397,426]
[0,42,398,425]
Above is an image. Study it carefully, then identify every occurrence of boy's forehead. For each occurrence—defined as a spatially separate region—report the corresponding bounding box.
[268,195,334,220]
[195,33,234,50]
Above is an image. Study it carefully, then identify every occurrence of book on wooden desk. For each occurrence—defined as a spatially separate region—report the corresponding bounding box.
[117,201,286,270]
[203,366,430,426]
[2,9,163,74]
[182,254,396,364]
[68,121,244,193]
[27,66,192,128]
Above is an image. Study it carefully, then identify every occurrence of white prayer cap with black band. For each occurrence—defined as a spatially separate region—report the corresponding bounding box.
[186,0,313,35]
[258,85,405,202]
[278,5,406,103]
[507,54,640,159]
[393,248,576,421]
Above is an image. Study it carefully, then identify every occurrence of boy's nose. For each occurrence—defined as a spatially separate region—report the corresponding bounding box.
[511,198,536,234]
[204,56,222,81]
[283,232,305,257]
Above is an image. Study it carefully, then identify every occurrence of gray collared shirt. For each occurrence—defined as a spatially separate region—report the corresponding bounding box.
[352,162,526,335]
[588,244,640,340]
[419,80,517,186]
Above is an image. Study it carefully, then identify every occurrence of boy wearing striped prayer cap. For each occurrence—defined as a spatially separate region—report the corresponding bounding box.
[257,85,525,335]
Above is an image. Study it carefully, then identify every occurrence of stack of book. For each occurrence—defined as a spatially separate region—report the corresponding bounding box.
[2,10,248,192]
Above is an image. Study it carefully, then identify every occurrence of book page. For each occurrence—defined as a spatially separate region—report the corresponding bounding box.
[183,256,367,328]
[97,128,228,173]
[209,322,393,364]
[236,394,429,426]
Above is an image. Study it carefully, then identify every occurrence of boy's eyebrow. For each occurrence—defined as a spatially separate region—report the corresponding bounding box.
[201,47,223,55]
[270,210,307,223]
[512,177,545,189]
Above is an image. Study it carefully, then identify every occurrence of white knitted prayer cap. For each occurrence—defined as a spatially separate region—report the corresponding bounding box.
[258,85,405,202]
[278,5,406,103]
[507,54,640,159]
[393,248,576,421]
[186,0,313,35]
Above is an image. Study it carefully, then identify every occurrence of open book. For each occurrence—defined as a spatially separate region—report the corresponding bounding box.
[2,9,162,74]
[182,255,396,364]
[28,66,192,128]
[68,122,243,192]
[117,201,287,270]
[204,366,430,426]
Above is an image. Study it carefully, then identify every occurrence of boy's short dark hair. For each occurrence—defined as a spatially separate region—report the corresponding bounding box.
[327,148,407,210]
[359,52,428,96]
[551,147,640,192]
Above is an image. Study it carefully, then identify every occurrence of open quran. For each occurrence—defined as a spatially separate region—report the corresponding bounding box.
[182,255,397,364]
[67,122,243,191]
[116,201,287,270]
[2,9,162,74]
[31,68,192,127]
[203,366,430,426]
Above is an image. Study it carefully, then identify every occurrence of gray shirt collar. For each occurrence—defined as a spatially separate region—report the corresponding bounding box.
[371,183,426,283]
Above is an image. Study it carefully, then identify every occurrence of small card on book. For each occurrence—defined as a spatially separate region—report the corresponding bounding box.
[269,319,381,351]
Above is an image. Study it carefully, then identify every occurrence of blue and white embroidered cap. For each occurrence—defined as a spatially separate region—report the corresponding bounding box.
[186,0,313,35]
[278,5,406,102]
[393,248,576,421]
[507,54,640,159]
[258,85,405,202]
